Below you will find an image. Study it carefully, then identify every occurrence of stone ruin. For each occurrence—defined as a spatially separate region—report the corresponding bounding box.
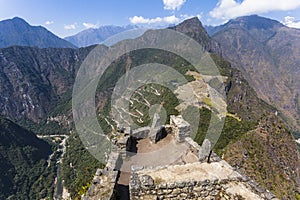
[82,151,121,200]
[83,115,278,200]
[170,115,190,143]
[130,113,167,143]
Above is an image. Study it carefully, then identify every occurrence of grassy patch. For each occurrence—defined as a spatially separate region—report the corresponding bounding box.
[154,177,164,185]
[226,112,242,122]
[201,97,212,107]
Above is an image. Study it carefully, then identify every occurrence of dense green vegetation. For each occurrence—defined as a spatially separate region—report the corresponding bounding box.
[93,47,266,155]
[61,131,103,200]
[183,107,257,155]
[0,116,55,199]
[214,117,257,155]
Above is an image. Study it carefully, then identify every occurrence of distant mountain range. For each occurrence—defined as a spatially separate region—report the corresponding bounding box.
[0,17,76,48]
[208,15,300,132]
[64,25,137,47]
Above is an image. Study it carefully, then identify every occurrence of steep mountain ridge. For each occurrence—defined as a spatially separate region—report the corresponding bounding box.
[170,17,221,55]
[211,15,300,132]
[0,17,76,48]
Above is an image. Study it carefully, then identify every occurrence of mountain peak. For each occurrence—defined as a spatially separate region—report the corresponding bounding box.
[228,15,283,30]
[172,17,204,32]
[1,16,29,27]
[11,16,27,22]
[0,17,76,48]
[181,16,201,24]
[170,17,221,54]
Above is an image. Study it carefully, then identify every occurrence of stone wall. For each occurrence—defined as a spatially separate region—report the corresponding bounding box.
[82,150,121,200]
[131,127,150,139]
[130,176,237,199]
[129,162,277,200]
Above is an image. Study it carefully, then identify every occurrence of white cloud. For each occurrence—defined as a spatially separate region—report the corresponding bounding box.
[210,0,300,20]
[129,14,201,25]
[45,20,54,25]
[83,22,99,29]
[129,16,163,24]
[283,16,300,29]
[180,13,202,20]
[163,0,186,11]
[163,15,180,24]
[179,14,193,20]
[64,23,77,30]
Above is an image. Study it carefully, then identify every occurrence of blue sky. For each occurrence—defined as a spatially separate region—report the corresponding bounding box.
[0,0,300,37]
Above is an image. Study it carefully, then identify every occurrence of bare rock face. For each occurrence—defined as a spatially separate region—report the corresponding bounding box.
[149,113,168,143]
[151,113,161,129]
[131,127,150,139]
[0,46,93,123]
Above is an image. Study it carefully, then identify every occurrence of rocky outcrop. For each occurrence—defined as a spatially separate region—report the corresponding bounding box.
[0,16,297,200]
[127,116,277,200]
[198,139,212,162]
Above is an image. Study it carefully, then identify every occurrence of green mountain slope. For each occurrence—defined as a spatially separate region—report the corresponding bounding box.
[0,116,53,199]
[224,114,300,199]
